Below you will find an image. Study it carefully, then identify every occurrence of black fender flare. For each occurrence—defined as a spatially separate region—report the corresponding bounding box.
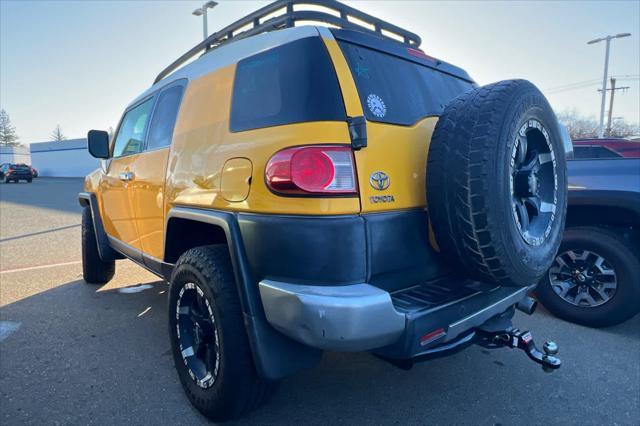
[165,206,322,380]
[78,192,124,262]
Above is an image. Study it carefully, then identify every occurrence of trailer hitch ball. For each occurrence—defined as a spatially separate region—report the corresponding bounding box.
[543,341,558,355]
[542,341,560,373]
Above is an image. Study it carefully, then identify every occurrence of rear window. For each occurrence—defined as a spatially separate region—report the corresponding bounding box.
[230,37,346,132]
[338,41,474,125]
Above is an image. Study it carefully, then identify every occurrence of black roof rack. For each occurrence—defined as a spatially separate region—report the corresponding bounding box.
[153,0,422,84]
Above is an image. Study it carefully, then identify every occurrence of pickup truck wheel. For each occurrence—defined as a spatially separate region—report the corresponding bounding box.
[536,227,640,327]
[168,245,273,422]
[427,79,567,287]
[81,207,115,284]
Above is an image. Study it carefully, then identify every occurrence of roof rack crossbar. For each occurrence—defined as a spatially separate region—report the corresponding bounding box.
[153,0,422,84]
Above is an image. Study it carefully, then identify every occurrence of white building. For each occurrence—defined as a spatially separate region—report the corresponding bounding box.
[30,138,99,177]
[0,145,31,165]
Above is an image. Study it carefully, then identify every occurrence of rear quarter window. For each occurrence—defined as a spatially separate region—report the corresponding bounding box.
[338,41,474,126]
[230,37,346,132]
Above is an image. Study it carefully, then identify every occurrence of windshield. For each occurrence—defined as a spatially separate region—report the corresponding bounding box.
[338,41,474,126]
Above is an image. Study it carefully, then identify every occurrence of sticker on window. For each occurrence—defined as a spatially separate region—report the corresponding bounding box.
[367,94,387,118]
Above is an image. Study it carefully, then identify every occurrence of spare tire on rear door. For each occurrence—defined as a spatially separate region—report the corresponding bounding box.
[427,79,567,287]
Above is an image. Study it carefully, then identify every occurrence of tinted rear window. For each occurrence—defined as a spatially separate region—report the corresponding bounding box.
[230,37,345,132]
[338,41,474,125]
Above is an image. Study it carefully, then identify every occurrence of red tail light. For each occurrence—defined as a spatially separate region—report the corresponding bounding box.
[7,167,13,173]
[266,146,357,195]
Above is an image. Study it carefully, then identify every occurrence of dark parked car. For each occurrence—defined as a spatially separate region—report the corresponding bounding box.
[16,163,38,177]
[0,163,34,183]
[536,148,639,327]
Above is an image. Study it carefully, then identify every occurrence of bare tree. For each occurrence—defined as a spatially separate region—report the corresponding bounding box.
[50,125,67,142]
[0,109,20,146]
[556,109,599,139]
[556,109,639,139]
[610,119,640,138]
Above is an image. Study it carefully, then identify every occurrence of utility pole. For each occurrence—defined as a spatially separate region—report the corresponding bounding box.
[193,1,218,41]
[607,78,616,136]
[587,33,631,138]
[598,78,630,136]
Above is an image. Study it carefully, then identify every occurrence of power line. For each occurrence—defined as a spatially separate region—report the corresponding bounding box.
[546,76,639,94]
[546,74,639,93]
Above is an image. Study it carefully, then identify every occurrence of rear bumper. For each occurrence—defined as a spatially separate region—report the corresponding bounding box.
[4,172,32,179]
[259,277,531,357]
[259,280,405,351]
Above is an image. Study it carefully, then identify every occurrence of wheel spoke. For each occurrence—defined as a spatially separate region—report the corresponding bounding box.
[538,152,552,165]
[515,201,529,230]
[196,294,208,315]
[539,201,555,214]
[523,150,539,170]
[592,286,610,302]
[555,255,569,269]
[525,196,541,216]
[552,280,574,299]
[575,291,597,307]
[567,250,588,262]
[203,343,217,372]
[516,135,528,165]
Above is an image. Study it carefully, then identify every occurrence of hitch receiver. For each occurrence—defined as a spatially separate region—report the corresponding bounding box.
[477,327,561,372]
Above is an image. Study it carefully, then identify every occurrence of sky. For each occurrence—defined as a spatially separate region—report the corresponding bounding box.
[1,0,639,144]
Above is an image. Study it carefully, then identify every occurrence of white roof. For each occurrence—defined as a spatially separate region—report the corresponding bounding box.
[128,25,321,108]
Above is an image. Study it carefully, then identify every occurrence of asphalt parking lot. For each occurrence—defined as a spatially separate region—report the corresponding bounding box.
[0,178,638,425]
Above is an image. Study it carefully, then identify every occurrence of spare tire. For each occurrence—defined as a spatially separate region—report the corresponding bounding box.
[427,79,567,287]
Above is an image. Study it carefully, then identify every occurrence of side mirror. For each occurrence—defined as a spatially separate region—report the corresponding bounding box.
[87,130,110,159]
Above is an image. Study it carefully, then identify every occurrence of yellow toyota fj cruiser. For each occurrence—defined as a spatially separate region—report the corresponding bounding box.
[82,0,572,421]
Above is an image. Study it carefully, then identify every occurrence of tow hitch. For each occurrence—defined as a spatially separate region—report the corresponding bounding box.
[477,326,561,372]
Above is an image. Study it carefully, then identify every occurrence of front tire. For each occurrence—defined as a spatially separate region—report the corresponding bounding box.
[536,227,640,327]
[81,207,115,284]
[168,245,272,422]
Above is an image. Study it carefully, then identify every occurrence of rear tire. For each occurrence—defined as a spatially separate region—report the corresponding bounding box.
[82,207,115,284]
[168,245,273,422]
[27,178,32,183]
[427,79,567,287]
[536,227,640,327]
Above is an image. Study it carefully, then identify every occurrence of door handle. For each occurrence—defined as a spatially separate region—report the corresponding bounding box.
[119,171,134,181]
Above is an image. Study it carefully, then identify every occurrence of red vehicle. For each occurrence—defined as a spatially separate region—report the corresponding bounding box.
[572,138,640,159]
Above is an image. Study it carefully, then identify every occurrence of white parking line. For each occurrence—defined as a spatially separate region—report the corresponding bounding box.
[0,260,81,274]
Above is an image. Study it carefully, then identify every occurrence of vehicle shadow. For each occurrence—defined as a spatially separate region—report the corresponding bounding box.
[0,278,638,426]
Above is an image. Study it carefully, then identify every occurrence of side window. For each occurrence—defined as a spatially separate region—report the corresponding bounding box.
[230,37,345,132]
[592,146,621,158]
[112,98,154,158]
[572,146,592,159]
[147,85,185,150]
